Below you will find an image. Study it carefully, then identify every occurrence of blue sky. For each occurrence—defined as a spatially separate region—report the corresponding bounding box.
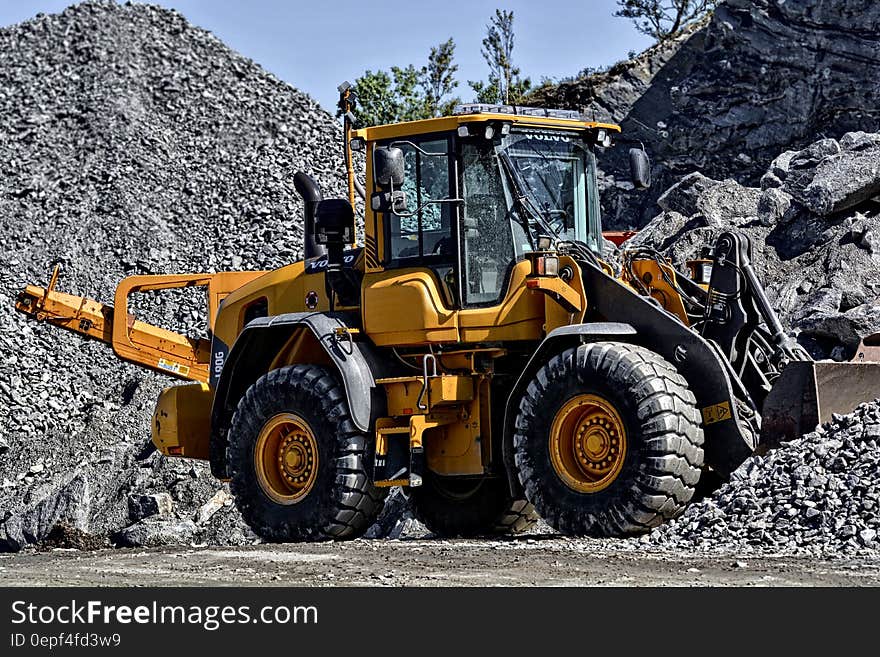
[0,1,652,113]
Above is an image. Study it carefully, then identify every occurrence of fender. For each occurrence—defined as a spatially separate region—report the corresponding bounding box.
[208,311,382,478]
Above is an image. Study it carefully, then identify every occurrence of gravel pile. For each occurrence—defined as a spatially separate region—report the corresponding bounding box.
[641,400,880,555]
[627,131,880,359]
[0,0,351,550]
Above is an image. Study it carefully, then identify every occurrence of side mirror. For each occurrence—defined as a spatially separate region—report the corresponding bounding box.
[370,190,407,214]
[374,146,405,188]
[629,148,652,190]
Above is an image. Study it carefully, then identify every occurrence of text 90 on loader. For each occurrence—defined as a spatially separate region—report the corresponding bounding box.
[16,86,880,540]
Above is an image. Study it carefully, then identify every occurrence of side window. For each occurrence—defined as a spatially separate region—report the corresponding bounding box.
[385,137,454,263]
[460,142,515,306]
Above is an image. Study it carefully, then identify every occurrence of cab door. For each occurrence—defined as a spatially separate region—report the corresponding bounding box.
[362,133,461,347]
[456,137,545,343]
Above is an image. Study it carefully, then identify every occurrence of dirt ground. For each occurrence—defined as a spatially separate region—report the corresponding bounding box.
[2,536,879,586]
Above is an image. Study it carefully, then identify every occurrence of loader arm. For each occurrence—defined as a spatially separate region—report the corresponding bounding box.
[15,265,266,383]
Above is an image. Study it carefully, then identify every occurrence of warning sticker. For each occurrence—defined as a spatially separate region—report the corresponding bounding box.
[158,358,191,377]
[701,401,732,425]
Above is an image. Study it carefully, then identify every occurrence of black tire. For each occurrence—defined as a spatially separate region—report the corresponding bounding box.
[411,473,538,537]
[513,342,704,536]
[227,364,386,542]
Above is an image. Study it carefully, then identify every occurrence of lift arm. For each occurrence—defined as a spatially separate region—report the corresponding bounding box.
[15,265,265,384]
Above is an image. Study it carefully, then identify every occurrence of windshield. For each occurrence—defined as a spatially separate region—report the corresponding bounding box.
[499,130,601,253]
[458,128,601,306]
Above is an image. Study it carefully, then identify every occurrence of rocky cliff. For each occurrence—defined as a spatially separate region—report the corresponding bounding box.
[532,0,880,229]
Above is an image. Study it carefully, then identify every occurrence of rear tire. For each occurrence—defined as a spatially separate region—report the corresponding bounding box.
[411,473,537,537]
[513,342,704,536]
[227,365,386,542]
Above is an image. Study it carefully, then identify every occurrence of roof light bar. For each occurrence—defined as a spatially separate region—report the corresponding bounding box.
[453,103,582,121]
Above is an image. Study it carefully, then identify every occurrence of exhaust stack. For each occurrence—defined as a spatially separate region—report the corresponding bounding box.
[294,171,327,261]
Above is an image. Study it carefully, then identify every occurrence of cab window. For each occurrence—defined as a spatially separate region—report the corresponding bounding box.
[460,141,516,306]
[384,137,454,265]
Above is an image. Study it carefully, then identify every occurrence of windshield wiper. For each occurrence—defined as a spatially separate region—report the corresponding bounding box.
[494,151,537,249]
[497,150,564,244]
[517,141,565,210]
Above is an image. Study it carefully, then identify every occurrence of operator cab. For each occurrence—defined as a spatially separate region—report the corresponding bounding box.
[359,105,620,311]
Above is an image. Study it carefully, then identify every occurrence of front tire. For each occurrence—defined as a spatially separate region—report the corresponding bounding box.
[513,342,704,536]
[227,365,386,542]
[411,473,537,537]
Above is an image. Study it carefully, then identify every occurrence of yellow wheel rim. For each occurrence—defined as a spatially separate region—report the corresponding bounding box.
[254,413,319,505]
[549,394,627,493]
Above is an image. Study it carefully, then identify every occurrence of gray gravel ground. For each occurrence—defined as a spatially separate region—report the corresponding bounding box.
[3,540,880,587]
[640,401,880,555]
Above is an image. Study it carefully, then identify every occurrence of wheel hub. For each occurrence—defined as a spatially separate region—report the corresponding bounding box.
[255,413,318,505]
[550,394,627,493]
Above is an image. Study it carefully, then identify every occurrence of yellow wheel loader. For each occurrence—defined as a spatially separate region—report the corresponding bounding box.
[16,85,880,540]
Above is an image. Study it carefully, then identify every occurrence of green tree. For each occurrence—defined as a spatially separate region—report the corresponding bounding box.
[391,65,428,122]
[352,65,426,126]
[614,0,717,42]
[421,38,460,117]
[352,39,460,126]
[469,78,501,105]
[351,69,396,127]
[468,9,531,105]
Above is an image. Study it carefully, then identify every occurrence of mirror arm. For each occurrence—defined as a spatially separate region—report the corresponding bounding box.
[388,140,450,157]
[353,177,366,200]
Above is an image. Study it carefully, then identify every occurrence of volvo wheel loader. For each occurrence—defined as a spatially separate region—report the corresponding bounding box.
[15,86,880,541]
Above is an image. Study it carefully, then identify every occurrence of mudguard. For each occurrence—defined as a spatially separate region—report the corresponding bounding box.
[581,265,758,478]
[209,311,381,478]
[502,264,760,496]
